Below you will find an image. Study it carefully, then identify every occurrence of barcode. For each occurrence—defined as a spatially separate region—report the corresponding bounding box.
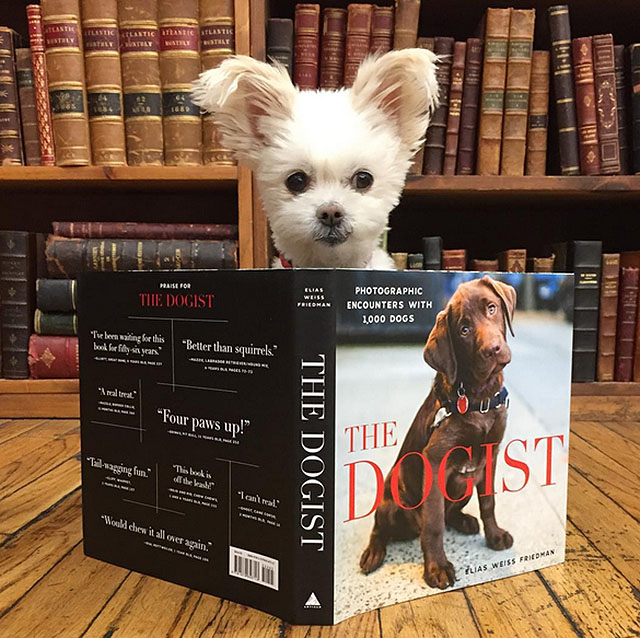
[229,546,279,590]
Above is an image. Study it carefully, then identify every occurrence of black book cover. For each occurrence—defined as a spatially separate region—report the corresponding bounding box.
[422,236,443,270]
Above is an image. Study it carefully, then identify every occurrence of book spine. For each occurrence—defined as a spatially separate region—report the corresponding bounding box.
[407,253,424,269]
[498,249,527,272]
[407,37,434,175]
[592,34,620,175]
[34,310,77,335]
[393,0,420,49]
[370,6,394,55]
[525,50,550,175]
[442,41,466,175]
[547,5,580,175]
[442,249,467,270]
[477,8,511,176]
[596,253,620,382]
[0,28,24,165]
[119,0,164,166]
[614,267,639,381]
[26,4,56,166]
[200,0,235,166]
[28,334,79,378]
[632,45,640,175]
[423,36,454,175]
[422,236,442,270]
[343,4,372,89]
[15,48,42,165]
[81,0,126,166]
[390,252,408,269]
[319,8,346,90]
[456,38,483,175]
[471,259,499,271]
[294,4,321,90]
[159,0,202,166]
[41,0,91,166]
[36,278,78,312]
[267,19,294,76]
[614,45,631,174]
[500,8,535,176]
[572,37,600,175]
[52,221,238,239]
[529,256,555,272]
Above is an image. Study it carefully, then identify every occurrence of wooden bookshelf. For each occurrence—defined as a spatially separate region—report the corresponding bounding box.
[0,379,79,418]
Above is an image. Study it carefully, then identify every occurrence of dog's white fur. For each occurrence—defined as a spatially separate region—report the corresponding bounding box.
[191,50,438,268]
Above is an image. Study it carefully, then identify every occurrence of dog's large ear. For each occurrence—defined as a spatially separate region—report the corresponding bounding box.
[350,49,439,158]
[423,307,457,383]
[191,55,297,166]
[481,276,517,337]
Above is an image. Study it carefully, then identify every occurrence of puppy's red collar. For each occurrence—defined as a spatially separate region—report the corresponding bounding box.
[279,254,293,269]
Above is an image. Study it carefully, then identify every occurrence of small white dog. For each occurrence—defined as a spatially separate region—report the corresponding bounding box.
[191,50,438,269]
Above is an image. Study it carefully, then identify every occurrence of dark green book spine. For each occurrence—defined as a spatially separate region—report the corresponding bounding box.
[36,278,78,312]
[34,310,77,335]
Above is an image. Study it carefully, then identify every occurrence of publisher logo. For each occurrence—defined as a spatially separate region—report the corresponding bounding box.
[304,592,321,609]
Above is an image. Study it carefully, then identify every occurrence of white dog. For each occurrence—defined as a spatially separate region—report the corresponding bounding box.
[191,50,438,269]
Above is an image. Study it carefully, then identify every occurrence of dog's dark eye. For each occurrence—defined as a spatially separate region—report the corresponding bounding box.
[460,326,470,336]
[352,171,374,191]
[286,171,309,194]
[488,303,497,315]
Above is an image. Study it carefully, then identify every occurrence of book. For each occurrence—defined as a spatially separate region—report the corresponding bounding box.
[596,253,620,382]
[343,4,373,89]
[26,4,56,166]
[41,0,91,166]
[614,45,631,175]
[119,0,164,165]
[477,8,511,176]
[632,44,640,174]
[456,38,483,175]
[422,236,442,270]
[442,41,466,175]
[619,252,640,381]
[293,4,321,90]
[592,34,620,175]
[81,0,127,166]
[525,50,549,176]
[471,259,499,271]
[614,267,638,381]
[36,278,78,312]
[319,8,346,90]
[407,253,423,269]
[393,0,420,49]
[370,6,394,55]
[572,37,600,175]
[34,310,77,336]
[0,28,24,166]
[529,255,555,272]
[52,221,238,239]
[500,8,535,176]
[28,334,78,378]
[78,268,572,624]
[390,252,408,269]
[441,248,466,270]
[15,48,42,166]
[267,19,294,76]
[547,5,580,175]
[498,249,527,273]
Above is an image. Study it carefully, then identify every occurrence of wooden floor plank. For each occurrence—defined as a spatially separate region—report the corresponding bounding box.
[597,420,640,447]
[0,420,46,446]
[287,610,379,637]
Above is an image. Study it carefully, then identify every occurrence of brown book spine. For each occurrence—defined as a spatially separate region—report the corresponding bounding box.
[614,45,631,175]
[597,253,620,381]
[119,0,164,166]
[498,248,527,272]
[500,9,535,176]
[614,267,639,381]
[408,37,434,175]
[0,29,24,166]
[390,252,408,270]
[41,0,91,166]
[477,8,512,176]
[443,41,466,175]
[592,34,620,175]
[200,0,235,166]
[28,334,79,378]
[82,0,126,166]
[26,5,56,166]
[267,19,294,75]
[159,0,202,166]
[343,4,373,89]
[525,50,550,175]
[393,0,420,49]
[471,259,498,271]
[52,221,238,239]
[572,37,600,175]
[456,38,483,175]
[528,255,555,272]
[423,36,454,175]
[294,4,321,90]
[631,44,640,175]
[15,49,42,165]
[319,8,346,90]
[370,6,393,55]
[442,249,467,271]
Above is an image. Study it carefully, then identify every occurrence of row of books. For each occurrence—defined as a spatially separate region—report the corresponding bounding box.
[0,0,235,168]
[0,223,238,379]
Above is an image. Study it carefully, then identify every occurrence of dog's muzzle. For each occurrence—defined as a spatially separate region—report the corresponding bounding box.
[313,203,352,245]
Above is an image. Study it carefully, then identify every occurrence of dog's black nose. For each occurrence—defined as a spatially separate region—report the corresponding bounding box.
[316,203,345,227]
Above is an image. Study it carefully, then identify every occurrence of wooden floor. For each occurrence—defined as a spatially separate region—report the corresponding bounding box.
[0,412,639,637]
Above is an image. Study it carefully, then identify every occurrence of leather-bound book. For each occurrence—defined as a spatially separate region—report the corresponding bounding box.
[442,249,467,271]
[592,34,620,175]
[619,252,640,380]
[294,4,321,90]
[547,5,580,175]
[423,36,454,175]
[319,8,346,90]
[81,0,126,166]
[471,259,499,272]
[391,252,408,270]
[498,248,526,272]
[614,45,631,175]
[41,0,91,166]
[393,0,420,49]
[500,8,535,176]
[267,19,294,76]
[343,4,373,88]
[525,51,550,175]
[632,44,640,174]
[52,220,238,239]
[443,41,466,175]
[0,28,24,166]
[15,48,42,165]
[407,253,424,270]
[26,5,56,166]
[408,37,434,175]
[422,236,442,270]
[37,278,78,312]
[159,0,202,166]
[596,253,620,382]
[572,37,600,175]
[456,38,483,175]
[614,267,639,381]
[477,8,511,175]
[34,310,77,336]
[528,255,555,272]
[28,335,79,378]
[370,6,394,54]
[200,0,234,166]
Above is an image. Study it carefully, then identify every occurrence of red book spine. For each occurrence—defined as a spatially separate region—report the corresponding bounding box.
[573,37,600,175]
[294,4,321,90]
[615,267,639,381]
[442,249,467,270]
[443,41,466,175]
[343,4,373,88]
[28,334,79,378]
[370,6,393,55]
[456,38,483,175]
[319,8,346,90]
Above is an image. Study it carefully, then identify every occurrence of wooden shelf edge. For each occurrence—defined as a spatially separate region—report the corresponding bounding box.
[571,382,640,396]
[0,379,79,394]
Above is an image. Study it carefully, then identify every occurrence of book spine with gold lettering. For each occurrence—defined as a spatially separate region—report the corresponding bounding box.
[0,28,24,166]
[370,6,393,55]
[443,41,466,175]
[525,50,550,175]
[393,0,420,49]
[343,4,373,88]
[294,4,321,90]
[597,253,620,381]
[319,8,346,90]
[16,49,42,165]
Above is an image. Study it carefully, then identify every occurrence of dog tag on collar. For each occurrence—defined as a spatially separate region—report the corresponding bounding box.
[456,395,469,415]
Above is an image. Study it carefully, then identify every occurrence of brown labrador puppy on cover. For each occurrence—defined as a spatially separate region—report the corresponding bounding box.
[360,275,516,589]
